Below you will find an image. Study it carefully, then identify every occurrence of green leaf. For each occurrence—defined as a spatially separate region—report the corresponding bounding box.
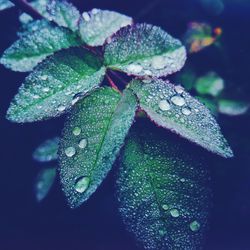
[35,167,56,202]
[79,9,132,47]
[47,0,80,32]
[195,71,224,97]
[0,20,81,72]
[117,124,211,249]
[104,23,186,77]
[0,0,13,11]
[196,96,218,115]
[218,99,249,116]
[33,137,59,162]
[59,87,137,208]
[6,47,105,123]
[130,79,233,158]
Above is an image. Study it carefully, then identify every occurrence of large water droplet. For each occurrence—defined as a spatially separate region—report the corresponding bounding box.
[72,127,81,136]
[159,100,171,111]
[78,138,87,149]
[162,204,169,210]
[171,95,186,106]
[127,64,143,73]
[65,146,76,157]
[151,56,166,69]
[82,12,90,21]
[170,208,180,217]
[189,220,200,232]
[40,75,48,81]
[42,87,50,93]
[174,85,184,94]
[75,176,90,193]
[182,107,192,116]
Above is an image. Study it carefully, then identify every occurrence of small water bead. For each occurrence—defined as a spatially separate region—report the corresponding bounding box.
[65,146,76,157]
[78,138,87,149]
[72,127,81,136]
[82,12,90,22]
[182,107,192,116]
[42,87,50,93]
[162,204,169,210]
[180,178,185,182]
[40,75,48,81]
[158,229,167,236]
[174,85,184,94]
[171,95,186,106]
[74,176,90,193]
[189,220,200,232]
[126,64,143,73]
[57,105,66,112]
[158,100,171,111]
[170,208,180,218]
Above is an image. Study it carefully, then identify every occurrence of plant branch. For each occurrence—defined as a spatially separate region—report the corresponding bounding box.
[106,74,121,94]
[10,0,43,19]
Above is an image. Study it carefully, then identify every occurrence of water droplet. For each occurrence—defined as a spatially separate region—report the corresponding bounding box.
[180,178,185,182]
[171,95,186,106]
[72,127,81,136]
[158,229,167,236]
[65,146,76,157]
[127,64,143,73]
[75,176,90,193]
[57,105,66,112]
[189,220,200,232]
[170,209,180,217]
[151,56,167,69]
[182,107,192,115]
[82,12,90,21]
[42,87,50,93]
[78,138,87,149]
[159,100,171,111]
[162,204,169,210]
[91,8,99,15]
[174,85,184,94]
[40,75,48,81]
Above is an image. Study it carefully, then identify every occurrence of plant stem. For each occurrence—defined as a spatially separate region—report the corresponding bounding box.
[10,0,43,19]
[109,70,128,85]
[106,74,121,94]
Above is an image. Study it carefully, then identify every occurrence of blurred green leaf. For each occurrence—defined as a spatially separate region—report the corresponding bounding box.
[218,99,249,116]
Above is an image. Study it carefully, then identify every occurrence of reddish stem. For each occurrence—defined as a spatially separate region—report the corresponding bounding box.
[10,0,43,19]
[106,74,121,94]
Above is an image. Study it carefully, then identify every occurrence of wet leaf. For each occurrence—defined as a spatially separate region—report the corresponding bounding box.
[6,47,105,123]
[218,99,249,116]
[35,167,56,202]
[79,9,132,47]
[195,71,224,97]
[59,87,137,208]
[104,23,186,77]
[117,125,211,249]
[130,79,233,158]
[47,0,80,32]
[0,0,13,11]
[0,20,81,72]
[33,137,59,162]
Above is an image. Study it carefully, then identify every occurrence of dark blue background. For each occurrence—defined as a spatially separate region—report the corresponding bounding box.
[1,0,250,249]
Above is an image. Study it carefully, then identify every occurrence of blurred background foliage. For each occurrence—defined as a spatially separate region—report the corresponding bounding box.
[0,0,250,249]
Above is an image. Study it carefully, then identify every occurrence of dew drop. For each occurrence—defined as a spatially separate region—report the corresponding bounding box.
[42,87,50,93]
[171,95,186,106]
[40,75,48,81]
[162,204,169,210]
[82,12,90,21]
[127,64,143,73]
[189,220,200,232]
[158,100,171,111]
[151,56,166,69]
[158,229,167,236]
[57,105,66,112]
[180,178,185,182]
[74,176,90,193]
[174,85,184,94]
[170,209,180,217]
[65,146,76,157]
[182,107,192,116]
[78,138,87,149]
[72,127,81,136]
